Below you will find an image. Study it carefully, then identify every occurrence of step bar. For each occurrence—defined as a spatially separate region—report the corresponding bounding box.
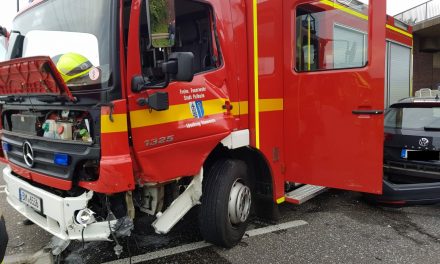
[285,184,327,205]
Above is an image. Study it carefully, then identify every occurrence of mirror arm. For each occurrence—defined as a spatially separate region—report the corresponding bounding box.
[146,74,170,90]
[142,59,177,90]
[132,73,171,92]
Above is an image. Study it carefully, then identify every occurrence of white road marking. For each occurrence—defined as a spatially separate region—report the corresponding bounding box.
[103,220,308,264]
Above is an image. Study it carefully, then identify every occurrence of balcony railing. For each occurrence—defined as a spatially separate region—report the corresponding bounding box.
[394,0,440,25]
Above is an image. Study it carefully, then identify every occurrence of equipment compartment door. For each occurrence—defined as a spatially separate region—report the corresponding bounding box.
[283,0,386,194]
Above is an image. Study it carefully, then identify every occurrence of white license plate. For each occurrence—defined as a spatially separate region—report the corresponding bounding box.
[19,188,42,213]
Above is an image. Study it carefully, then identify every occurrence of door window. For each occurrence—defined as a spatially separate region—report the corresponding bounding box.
[295,2,368,72]
[140,0,220,85]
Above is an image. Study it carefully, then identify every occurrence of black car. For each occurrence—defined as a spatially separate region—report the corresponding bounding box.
[366,96,440,204]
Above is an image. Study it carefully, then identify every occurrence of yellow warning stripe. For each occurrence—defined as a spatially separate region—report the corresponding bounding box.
[276,197,286,204]
[231,101,249,116]
[253,0,261,149]
[231,99,283,115]
[320,0,368,20]
[319,0,413,39]
[101,98,284,133]
[386,24,413,38]
[260,98,283,112]
[101,114,128,133]
[130,98,226,128]
[308,15,312,71]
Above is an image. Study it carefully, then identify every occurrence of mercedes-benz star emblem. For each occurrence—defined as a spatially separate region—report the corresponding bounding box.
[419,138,429,147]
[23,141,34,168]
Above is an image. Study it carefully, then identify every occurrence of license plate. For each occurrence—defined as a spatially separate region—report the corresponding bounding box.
[19,188,43,214]
[401,149,440,160]
[401,149,408,159]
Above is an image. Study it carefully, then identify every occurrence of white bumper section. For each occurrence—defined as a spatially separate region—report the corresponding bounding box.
[3,166,117,242]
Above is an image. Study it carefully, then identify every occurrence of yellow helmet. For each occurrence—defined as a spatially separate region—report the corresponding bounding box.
[54,53,93,83]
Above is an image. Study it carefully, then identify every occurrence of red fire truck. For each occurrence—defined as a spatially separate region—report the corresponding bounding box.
[0,0,412,254]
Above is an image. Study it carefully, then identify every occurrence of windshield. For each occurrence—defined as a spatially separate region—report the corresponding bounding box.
[7,0,115,91]
[385,106,440,130]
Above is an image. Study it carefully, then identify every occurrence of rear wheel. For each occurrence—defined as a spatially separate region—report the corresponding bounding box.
[199,159,252,248]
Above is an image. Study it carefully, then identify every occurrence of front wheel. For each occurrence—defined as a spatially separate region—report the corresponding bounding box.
[199,159,252,248]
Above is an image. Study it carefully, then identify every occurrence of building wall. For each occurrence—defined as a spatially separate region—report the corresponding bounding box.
[413,36,440,93]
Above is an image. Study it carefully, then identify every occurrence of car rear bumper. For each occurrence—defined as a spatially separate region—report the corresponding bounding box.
[366,178,440,204]
[384,162,440,181]
[3,165,117,242]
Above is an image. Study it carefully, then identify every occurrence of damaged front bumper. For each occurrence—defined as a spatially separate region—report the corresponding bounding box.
[3,165,126,242]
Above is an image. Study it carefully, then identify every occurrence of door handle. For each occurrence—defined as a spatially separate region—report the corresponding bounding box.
[352,110,384,115]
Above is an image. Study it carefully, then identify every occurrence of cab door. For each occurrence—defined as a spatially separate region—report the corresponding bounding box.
[125,0,237,183]
[283,0,386,194]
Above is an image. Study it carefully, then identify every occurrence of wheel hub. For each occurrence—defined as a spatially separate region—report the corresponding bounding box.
[228,180,251,225]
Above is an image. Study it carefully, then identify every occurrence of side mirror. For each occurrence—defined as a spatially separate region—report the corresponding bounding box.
[146,0,176,48]
[132,52,194,92]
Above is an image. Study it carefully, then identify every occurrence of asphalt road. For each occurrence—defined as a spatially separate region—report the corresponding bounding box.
[1,161,440,263]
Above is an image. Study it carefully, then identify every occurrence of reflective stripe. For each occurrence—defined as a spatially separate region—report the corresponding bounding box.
[101,114,128,133]
[308,15,311,71]
[130,98,226,128]
[276,197,286,204]
[231,99,283,116]
[253,0,261,149]
[103,98,283,131]
[320,0,368,20]
[260,98,283,112]
[231,101,249,116]
[386,24,413,38]
[320,0,413,39]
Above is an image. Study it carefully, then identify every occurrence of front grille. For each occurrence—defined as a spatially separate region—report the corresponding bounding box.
[2,132,100,181]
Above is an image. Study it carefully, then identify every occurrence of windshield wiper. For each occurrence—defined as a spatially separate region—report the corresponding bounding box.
[35,94,70,103]
[0,95,25,103]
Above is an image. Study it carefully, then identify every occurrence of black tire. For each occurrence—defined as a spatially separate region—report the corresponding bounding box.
[0,215,8,262]
[199,159,251,248]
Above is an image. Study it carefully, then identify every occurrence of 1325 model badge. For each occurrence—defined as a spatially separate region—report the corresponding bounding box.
[145,135,174,147]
